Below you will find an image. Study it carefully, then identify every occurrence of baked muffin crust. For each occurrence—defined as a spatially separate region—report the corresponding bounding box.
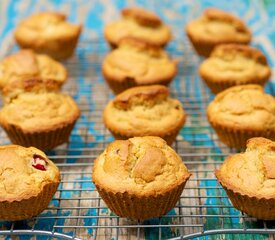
[104,85,185,144]
[0,92,80,132]
[207,85,275,131]
[14,12,82,59]
[199,44,271,93]
[92,136,191,220]
[216,137,275,219]
[186,8,251,57]
[102,37,176,93]
[216,138,275,198]
[104,7,171,47]
[0,50,67,100]
[93,136,190,195]
[0,145,60,201]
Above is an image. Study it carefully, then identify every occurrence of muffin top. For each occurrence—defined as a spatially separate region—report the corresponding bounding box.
[0,145,60,201]
[0,50,67,98]
[199,44,271,83]
[186,8,251,44]
[0,92,80,132]
[104,7,171,47]
[14,12,81,44]
[216,137,275,198]
[104,85,186,136]
[92,136,191,196]
[102,37,176,84]
[207,85,275,131]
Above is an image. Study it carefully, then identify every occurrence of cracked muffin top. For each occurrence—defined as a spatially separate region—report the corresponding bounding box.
[199,44,271,84]
[0,50,67,100]
[207,85,275,131]
[104,7,171,47]
[186,8,251,44]
[102,37,176,85]
[0,145,60,201]
[0,92,80,132]
[14,12,82,59]
[216,137,275,198]
[104,85,185,137]
[92,136,191,196]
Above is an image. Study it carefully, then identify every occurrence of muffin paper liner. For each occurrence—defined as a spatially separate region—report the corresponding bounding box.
[202,76,269,94]
[94,177,189,221]
[216,178,275,220]
[2,119,77,151]
[0,182,59,221]
[186,34,214,58]
[209,120,274,149]
[107,127,182,146]
[103,75,172,95]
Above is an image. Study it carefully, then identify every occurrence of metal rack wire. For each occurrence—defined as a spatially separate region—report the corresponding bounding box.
[0,38,275,240]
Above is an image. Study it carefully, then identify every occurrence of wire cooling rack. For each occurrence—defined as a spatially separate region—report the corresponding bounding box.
[0,38,275,240]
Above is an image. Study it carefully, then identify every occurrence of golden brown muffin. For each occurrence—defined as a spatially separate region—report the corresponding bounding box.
[186,8,251,57]
[104,7,171,48]
[102,37,177,94]
[92,136,191,220]
[207,85,275,148]
[0,50,67,101]
[0,92,80,150]
[14,12,82,60]
[104,85,186,145]
[0,145,60,221]
[199,44,271,94]
[216,137,275,220]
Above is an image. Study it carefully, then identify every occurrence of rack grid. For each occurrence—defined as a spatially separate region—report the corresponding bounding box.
[0,38,275,240]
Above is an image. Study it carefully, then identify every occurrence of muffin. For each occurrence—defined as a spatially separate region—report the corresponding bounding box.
[104,85,186,145]
[92,136,191,220]
[104,7,171,48]
[102,37,177,94]
[0,50,67,101]
[185,8,251,57]
[199,44,271,94]
[216,137,275,220]
[207,85,275,148]
[0,92,80,150]
[0,145,60,221]
[14,12,82,60]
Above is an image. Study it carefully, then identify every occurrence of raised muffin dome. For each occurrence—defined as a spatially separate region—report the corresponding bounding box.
[102,37,177,94]
[186,8,251,57]
[216,137,275,219]
[104,85,186,144]
[199,44,271,93]
[207,85,275,148]
[0,50,67,100]
[92,136,191,220]
[0,145,60,220]
[0,92,79,132]
[14,12,81,60]
[104,7,171,47]
[0,92,80,150]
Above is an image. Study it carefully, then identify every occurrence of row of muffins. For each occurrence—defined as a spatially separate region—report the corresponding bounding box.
[0,50,80,151]
[92,7,275,222]
[2,135,274,221]
[0,12,81,219]
[101,7,274,149]
[0,7,274,224]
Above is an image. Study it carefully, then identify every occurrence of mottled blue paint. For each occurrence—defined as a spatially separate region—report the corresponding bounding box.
[144,209,179,239]
[0,1,17,42]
